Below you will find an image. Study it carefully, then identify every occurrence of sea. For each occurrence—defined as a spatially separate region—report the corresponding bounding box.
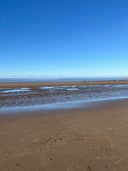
[0,77,127,83]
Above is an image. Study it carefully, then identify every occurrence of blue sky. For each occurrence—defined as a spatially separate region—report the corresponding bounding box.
[0,0,128,78]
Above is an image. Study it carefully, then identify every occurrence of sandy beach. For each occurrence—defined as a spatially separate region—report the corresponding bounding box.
[0,79,128,88]
[1,99,128,171]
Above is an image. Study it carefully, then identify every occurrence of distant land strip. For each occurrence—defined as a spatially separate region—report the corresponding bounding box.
[0,80,128,89]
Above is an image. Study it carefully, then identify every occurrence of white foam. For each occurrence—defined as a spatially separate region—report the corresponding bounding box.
[3,88,30,93]
[66,88,79,91]
[40,85,78,91]
[40,87,54,90]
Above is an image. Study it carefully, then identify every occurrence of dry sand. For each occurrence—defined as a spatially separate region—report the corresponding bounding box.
[0,79,128,88]
[0,99,128,171]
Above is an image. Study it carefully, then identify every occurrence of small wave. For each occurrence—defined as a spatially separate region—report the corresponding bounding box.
[2,88,30,93]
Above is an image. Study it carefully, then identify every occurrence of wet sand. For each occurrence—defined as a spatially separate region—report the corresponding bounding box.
[1,99,128,171]
[0,79,128,88]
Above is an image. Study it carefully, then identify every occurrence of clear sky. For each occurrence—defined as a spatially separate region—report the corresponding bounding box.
[0,0,128,78]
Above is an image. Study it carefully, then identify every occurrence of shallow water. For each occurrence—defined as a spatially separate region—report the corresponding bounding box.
[0,84,128,112]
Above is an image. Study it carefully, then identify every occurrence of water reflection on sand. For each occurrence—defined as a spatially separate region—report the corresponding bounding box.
[0,84,128,112]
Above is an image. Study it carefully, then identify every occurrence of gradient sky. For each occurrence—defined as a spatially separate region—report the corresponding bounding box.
[0,0,128,78]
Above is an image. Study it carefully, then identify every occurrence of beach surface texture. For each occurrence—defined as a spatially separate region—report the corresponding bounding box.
[0,81,128,171]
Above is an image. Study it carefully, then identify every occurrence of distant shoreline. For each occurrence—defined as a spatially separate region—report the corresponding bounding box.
[0,79,128,88]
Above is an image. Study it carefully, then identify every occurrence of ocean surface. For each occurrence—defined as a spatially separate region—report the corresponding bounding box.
[0,77,127,83]
[0,83,128,113]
